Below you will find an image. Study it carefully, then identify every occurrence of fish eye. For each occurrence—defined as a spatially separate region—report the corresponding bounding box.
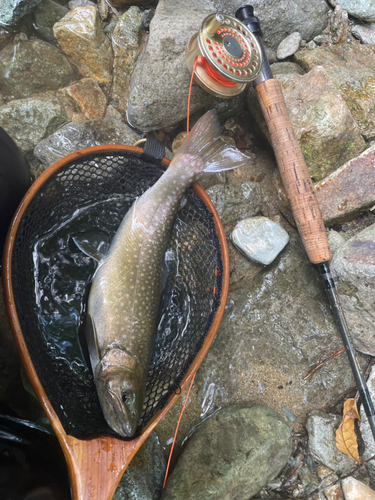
[122,391,135,405]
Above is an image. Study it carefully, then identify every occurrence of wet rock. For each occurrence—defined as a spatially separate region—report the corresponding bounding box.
[277,32,302,60]
[161,405,292,500]
[0,0,43,26]
[57,78,107,121]
[341,477,375,499]
[330,223,375,356]
[327,230,349,255]
[0,96,68,159]
[0,39,75,100]
[247,66,365,181]
[113,432,166,500]
[329,5,348,44]
[318,466,343,500]
[155,235,364,458]
[111,7,144,115]
[54,6,113,85]
[307,411,353,473]
[359,367,375,480]
[294,44,375,140]
[34,117,139,168]
[231,216,290,265]
[33,0,69,41]
[314,145,375,225]
[336,1,375,22]
[205,182,263,226]
[352,23,375,45]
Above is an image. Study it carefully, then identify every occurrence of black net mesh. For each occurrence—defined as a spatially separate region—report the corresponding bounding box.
[10,151,223,439]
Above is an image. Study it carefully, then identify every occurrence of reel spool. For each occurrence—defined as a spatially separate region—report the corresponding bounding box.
[186,13,263,98]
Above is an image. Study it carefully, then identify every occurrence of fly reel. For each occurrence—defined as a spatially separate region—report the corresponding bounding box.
[186,12,263,98]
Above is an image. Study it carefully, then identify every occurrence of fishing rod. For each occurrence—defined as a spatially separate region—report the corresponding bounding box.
[186,5,375,441]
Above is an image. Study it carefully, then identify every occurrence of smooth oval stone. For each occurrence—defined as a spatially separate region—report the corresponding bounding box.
[231,216,289,265]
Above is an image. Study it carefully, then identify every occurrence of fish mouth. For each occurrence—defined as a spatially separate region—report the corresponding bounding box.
[106,388,139,438]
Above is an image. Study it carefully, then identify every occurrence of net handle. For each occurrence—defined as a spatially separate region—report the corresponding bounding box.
[2,144,230,500]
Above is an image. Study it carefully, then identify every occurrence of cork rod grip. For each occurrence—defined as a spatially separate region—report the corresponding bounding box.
[255,79,332,264]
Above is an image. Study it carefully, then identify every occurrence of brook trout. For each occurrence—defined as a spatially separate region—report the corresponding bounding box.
[84,110,248,437]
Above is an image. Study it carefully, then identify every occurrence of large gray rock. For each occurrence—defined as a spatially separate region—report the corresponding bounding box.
[330,223,375,356]
[247,66,365,181]
[127,0,329,131]
[0,96,68,159]
[34,117,140,168]
[221,0,329,48]
[113,432,166,500]
[0,39,75,100]
[161,405,292,500]
[294,44,375,141]
[306,411,353,473]
[33,0,69,42]
[337,0,375,22]
[0,0,42,26]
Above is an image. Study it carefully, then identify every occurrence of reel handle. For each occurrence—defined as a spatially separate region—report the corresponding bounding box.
[255,78,332,264]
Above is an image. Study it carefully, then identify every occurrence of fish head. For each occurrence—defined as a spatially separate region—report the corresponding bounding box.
[97,366,143,438]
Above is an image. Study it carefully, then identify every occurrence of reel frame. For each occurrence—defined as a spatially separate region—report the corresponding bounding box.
[186,13,263,98]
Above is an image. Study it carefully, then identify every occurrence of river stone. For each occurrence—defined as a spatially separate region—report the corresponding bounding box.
[294,44,375,140]
[314,144,375,225]
[33,0,69,41]
[111,7,144,115]
[359,367,375,481]
[336,0,375,22]
[0,0,43,26]
[306,411,353,473]
[0,96,68,159]
[206,182,263,226]
[57,78,107,121]
[341,477,375,500]
[352,23,375,44]
[277,32,302,60]
[0,39,75,100]
[330,223,375,356]
[329,5,348,44]
[54,6,113,85]
[34,117,139,168]
[270,62,305,77]
[161,405,292,500]
[247,66,365,181]
[231,216,290,265]
[113,432,165,500]
[155,234,363,459]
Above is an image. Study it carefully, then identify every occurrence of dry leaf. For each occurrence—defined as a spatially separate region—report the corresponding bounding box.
[336,398,360,461]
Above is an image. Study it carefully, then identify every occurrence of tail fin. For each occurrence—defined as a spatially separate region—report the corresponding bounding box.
[177,110,249,173]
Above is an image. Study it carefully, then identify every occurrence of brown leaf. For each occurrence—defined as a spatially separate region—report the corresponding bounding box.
[336,398,360,462]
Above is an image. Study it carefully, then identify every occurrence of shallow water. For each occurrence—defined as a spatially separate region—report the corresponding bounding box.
[32,195,133,374]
